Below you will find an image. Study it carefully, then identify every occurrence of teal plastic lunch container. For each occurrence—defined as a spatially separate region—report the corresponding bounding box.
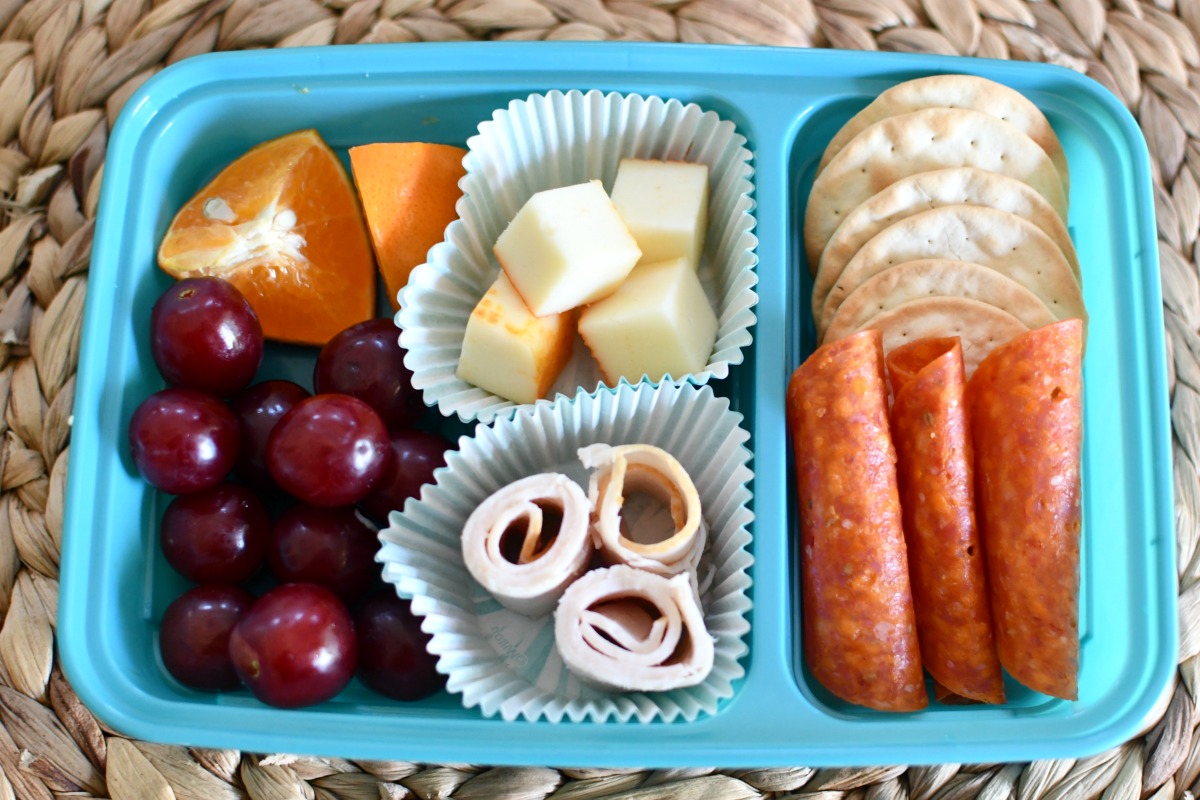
[59,41,1174,766]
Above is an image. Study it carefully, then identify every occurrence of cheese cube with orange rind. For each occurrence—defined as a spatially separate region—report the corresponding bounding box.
[456,273,577,405]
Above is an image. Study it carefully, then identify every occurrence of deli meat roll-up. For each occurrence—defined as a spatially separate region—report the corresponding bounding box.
[967,318,1084,700]
[787,329,926,712]
[579,443,707,578]
[554,564,715,693]
[461,473,594,617]
[886,337,1005,704]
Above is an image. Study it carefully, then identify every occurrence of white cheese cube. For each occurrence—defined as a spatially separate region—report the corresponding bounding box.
[610,159,708,269]
[578,256,718,385]
[457,273,577,404]
[493,181,641,317]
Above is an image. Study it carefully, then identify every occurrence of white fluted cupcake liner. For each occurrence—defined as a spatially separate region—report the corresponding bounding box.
[376,382,754,723]
[397,89,759,424]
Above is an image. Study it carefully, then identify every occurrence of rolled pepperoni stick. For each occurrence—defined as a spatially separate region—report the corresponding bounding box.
[967,318,1083,700]
[787,329,926,712]
[887,337,1005,704]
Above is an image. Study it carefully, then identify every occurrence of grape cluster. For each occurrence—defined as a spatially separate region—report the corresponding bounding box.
[130,277,451,707]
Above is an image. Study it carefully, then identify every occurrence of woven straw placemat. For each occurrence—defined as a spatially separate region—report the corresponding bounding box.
[0,0,1193,797]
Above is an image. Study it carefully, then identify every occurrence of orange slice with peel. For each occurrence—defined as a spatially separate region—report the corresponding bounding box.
[157,129,376,346]
[349,142,467,310]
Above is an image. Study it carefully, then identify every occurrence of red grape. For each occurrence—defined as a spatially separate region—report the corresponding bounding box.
[355,589,443,701]
[267,394,389,507]
[150,277,263,397]
[359,430,452,523]
[230,380,311,491]
[269,505,379,603]
[160,483,269,584]
[228,583,357,708]
[313,319,423,430]
[160,585,255,691]
[129,388,239,494]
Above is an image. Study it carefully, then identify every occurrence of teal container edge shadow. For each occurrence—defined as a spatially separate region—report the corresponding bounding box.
[60,42,1174,767]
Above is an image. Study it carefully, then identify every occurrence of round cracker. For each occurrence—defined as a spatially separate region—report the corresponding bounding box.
[823,259,1057,344]
[854,297,1029,377]
[816,74,1069,195]
[819,205,1086,336]
[803,108,1068,268]
[810,168,1080,316]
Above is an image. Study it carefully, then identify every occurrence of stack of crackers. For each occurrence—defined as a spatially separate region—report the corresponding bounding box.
[804,75,1087,375]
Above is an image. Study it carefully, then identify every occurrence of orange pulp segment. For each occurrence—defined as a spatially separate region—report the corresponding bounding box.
[348,142,467,310]
[157,129,376,346]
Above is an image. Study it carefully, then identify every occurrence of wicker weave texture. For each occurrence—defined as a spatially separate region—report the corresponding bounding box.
[0,0,1196,797]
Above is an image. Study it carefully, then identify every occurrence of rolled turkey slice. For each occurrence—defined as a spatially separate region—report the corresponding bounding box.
[555,564,714,692]
[461,473,593,617]
[579,443,706,578]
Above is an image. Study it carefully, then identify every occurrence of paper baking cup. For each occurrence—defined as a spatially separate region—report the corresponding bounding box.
[397,89,759,424]
[376,382,754,723]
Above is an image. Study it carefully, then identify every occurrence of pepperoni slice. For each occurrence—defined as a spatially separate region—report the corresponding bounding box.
[887,336,1005,704]
[787,329,926,712]
[967,319,1083,700]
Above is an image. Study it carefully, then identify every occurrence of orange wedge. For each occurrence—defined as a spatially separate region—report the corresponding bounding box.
[349,142,466,309]
[158,129,376,346]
